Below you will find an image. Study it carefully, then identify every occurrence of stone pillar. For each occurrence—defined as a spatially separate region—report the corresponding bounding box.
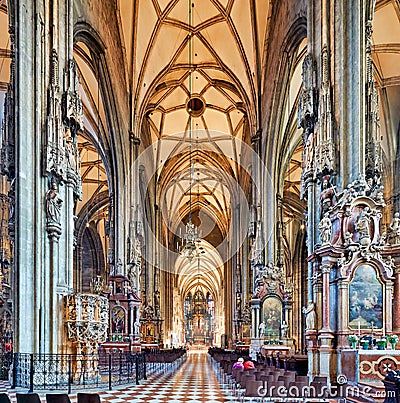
[393,267,400,332]
[250,298,261,361]
[334,1,373,185]
[306,331,319,379]
[64,181,75,290]
[12,0,76,355]
[306,183,318,301]
[337,279,349,343]
[318,264,335,383]
[314,263,323,328]
[283,301,291,338]
[251,299,260,339]
[385,280,394,335]
[48,231,61,352]
[320,263,331,331]
[128,299,134,338]
[74,245,83,292]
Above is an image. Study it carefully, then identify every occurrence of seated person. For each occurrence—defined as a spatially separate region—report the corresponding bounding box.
[232,357,244,369]
[243,358,255,370]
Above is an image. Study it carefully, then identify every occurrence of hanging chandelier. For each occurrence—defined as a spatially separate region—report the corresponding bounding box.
[178,0,203,263]
[179,154,202,261]
[180,214,202,262]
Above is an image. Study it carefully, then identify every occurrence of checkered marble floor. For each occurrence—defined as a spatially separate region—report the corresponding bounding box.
[0,349,236,403]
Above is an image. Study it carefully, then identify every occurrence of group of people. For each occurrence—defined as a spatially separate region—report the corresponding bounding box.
[232,356,255,370]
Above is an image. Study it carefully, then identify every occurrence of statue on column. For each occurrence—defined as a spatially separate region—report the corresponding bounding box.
[65,127,77,172]
[318,213,332,244]
[134,318,141,336]
[258,321,266,338]
[319,175,335,217]
[302,301,316,331]
[281,320,289,338]
[46,181,63,224]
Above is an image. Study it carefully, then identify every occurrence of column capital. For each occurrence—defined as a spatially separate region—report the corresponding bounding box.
[250,298,261,309]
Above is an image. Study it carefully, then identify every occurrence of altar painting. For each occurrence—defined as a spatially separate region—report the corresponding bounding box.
[349,264,383,329]
[261,296,282,336]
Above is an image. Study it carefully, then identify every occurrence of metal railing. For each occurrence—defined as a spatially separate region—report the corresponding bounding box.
[9,349,186,392]
[12,352,146,393]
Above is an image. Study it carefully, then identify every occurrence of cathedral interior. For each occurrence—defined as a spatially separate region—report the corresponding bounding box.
[1,0,400,399]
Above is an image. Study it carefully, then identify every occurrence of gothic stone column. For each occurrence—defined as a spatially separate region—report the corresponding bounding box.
[394,267,400,332]
[318,263,335,383]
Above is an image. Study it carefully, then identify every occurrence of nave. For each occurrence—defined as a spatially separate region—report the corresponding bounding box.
[2,0,400,394]
[0,350,235,403]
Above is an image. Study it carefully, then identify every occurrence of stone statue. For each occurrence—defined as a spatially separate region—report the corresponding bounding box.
[259,321,266,338]
[281,320,289,338]
[388,212,400,245]
[344,231,353,245]
[378,232,387,247]
[65,128,78,172]
[320,176,335,217]
[134,318,140,335]
[302,301,316,331]
[46,182,63,224]
[318,213,332,244]
[355,207,371,244]
[337,252,347,268]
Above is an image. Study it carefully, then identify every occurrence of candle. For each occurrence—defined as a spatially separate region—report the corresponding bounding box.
[358,321,361,337]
